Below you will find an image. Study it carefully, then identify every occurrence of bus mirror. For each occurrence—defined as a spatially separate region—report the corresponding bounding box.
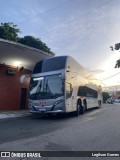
[20,75,25,84]
[61,72,65,80]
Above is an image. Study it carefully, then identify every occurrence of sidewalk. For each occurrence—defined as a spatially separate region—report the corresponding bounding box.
[0,110,31,120]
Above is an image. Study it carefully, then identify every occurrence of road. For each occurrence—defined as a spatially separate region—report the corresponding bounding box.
[0,103,120,160]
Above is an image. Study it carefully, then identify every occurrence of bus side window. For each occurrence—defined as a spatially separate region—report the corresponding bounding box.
[66,83,72,99]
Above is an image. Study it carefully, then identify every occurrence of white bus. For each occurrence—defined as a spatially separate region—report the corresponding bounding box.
[28,56,102,116]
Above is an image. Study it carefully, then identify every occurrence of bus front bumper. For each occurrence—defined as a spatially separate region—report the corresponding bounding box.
[29,104,65,114]
[29,110,64,114]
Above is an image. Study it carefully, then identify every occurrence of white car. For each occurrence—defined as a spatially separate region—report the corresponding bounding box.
[114,99,120,103]
[106,98,114,104]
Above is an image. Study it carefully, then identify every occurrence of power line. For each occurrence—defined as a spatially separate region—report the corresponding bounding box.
[44,14,120,45]
[5,0,113,40]
[101,72,120,81]
[42,0,115,46]
[0,0,73,24]
[39,0,114,38]
[17,0,74,25]
[0,0,114,45]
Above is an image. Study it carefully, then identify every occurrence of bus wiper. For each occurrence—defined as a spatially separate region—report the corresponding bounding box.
[45,79,48,92]
[36,81,42,93]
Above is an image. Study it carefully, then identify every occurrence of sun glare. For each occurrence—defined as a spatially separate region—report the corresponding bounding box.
[14,61,22,67]
[95,51,120,87]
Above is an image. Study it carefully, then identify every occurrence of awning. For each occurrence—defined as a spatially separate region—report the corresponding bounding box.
[0,38,52,70]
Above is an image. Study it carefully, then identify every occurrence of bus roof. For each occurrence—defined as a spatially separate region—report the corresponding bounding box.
[33,55,102,87]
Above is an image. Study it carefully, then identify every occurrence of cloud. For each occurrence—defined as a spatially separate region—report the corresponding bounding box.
[1,0,120,86]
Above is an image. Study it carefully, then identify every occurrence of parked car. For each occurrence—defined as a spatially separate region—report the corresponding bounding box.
[114,99,120,103]
[106,98,114,104]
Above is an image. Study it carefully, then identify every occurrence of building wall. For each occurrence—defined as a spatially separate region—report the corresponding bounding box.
[0,64,31,110]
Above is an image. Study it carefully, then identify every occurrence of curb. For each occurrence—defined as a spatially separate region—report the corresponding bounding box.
[0,113,31,120]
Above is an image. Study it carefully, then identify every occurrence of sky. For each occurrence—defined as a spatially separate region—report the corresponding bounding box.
[1,0,120,87]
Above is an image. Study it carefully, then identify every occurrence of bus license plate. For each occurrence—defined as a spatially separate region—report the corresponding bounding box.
[39,108,46,111]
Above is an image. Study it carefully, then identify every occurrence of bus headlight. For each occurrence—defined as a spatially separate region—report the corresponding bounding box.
[53,99,64,106]
[28,101,33,106]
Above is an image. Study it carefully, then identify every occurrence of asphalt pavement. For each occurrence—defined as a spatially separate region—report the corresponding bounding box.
[0,103,120,160]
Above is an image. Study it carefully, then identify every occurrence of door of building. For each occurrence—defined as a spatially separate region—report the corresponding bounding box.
[20,88,27,110]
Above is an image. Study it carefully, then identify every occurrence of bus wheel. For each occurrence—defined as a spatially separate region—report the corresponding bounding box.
[79,100,84,114]
[80,106,85,114]
[83,99,87,111]
[74,99,80,116]
[98,100,101,109]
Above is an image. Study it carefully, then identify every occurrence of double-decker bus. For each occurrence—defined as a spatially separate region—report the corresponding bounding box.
[28,56,102,116]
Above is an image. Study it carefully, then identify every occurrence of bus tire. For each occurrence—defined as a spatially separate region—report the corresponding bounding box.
[74,99,81,116]
[79,99,84,114]
[80,105,85,114]
[83,99,87,111]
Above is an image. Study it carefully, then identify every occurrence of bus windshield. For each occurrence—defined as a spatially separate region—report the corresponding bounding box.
[29,74,64,100]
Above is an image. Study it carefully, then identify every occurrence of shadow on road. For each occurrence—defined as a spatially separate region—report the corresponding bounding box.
[29,107,100,120]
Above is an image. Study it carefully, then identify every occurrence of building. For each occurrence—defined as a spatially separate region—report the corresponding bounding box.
[0,38,52,110]
[102,85,120,99]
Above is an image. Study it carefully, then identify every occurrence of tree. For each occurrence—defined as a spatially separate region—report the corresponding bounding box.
[0,22,54,55]
[19,36,54,55]
[0,22,20,42]
[115,59,120,68]
[110,43,120,68]
[116,91,120,99]
[102,92,110,103]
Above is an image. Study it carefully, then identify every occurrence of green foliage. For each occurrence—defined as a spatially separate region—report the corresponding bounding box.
[18,36,54,55]
[110,43,120,68]
[116,91,120,99]
[102,92,110,103]
[115,43,120,50]
[0,22,20,41]
[115,59,120,68]
[117,91,120,94]
[0,22,54,55]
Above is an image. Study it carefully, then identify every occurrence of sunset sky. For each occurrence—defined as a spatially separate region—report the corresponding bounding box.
[1,0,120,87]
